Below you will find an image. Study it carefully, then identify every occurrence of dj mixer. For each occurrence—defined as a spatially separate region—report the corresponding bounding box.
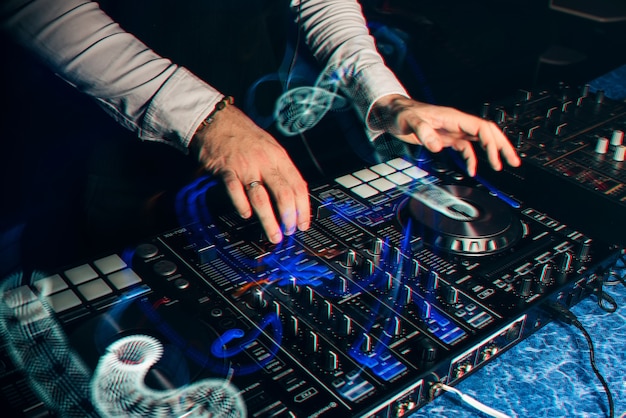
[0,83,623,417]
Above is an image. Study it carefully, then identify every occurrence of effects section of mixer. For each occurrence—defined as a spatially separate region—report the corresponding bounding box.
[478,83,626,245]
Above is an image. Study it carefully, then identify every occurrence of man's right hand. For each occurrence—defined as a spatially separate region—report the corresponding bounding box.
[191,103,311,244]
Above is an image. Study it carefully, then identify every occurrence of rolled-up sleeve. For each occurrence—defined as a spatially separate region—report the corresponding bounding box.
[0,0,222,151]
[292,0,409,139]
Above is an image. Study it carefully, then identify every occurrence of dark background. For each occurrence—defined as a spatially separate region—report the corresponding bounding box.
[1,0,626,275]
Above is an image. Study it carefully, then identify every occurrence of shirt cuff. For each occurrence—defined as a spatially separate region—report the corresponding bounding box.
[140,67,224,152]
[345,63,409,141]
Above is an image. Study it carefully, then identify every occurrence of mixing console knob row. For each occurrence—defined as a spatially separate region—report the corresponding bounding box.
[555,251,574,283]
[321,300,333,321]
[308,331,320,354]
[361,333,373,353]
[442,285,459,305]
[576,237,592,261]
[614,145,626,162]
[403,285,413,306]
[289,315,299,337]
[422,271,440,292]
[336,276,349,294]
[324,350,339,372]
[339,314,353,337]
[480,102,490,118]
[538,264,553,285]
[417,300,432,319]
[518,274,532,297]
[611,130,624,146]
[252,288,266,309]
[535,263,553,294]
[595,137,609,154]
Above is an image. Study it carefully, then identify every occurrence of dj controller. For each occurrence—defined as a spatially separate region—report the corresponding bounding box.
[1,84,624,417]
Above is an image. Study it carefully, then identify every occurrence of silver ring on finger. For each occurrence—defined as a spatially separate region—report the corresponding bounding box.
[245,180,263,192]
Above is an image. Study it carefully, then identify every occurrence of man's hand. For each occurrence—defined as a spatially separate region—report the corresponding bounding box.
[371,95,521,176]
[191,104,310,243]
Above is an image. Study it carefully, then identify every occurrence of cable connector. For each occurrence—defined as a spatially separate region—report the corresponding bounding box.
[543,301,579,325]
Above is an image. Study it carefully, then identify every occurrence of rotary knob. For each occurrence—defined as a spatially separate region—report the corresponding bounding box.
[442,285,459,305]
[324,350,339,372]
[418,339,438,363]
[417,300,432,320]
[614,145,626,162]
[320,300,333,321]
[611,130,624,146]
[250,288,267,309]
[422,271,440,292]
[341,250,357,276]
[535,264,553,294]
[480,102,491,118]
[360,333,373,353]
[385,316,402,337]
[555,251,573,283]
[338,314,353,337]
[595,137,609,154]
[402,285,414,306]
[289,315,299,337]
[518,274,532,297]
[153,259,177,277]
[307,331,320,354]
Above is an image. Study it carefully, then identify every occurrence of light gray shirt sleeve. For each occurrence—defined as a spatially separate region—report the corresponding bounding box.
[292,0,410,140]
[0,0,408,149]
[0,0,223,151]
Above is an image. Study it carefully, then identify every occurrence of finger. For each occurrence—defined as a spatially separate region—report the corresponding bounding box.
[451,114,520,170]
[223,171,253,219]
[483,122,504,171]
[295,180,311,232]
[263,168,309,237]
[453,141,477,177]
[499,137,522,167]
[411,121,444,153]
[271,183,298,237]
[247,182,283,243]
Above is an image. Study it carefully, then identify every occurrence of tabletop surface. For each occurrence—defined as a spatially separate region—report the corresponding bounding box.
[412,260,626,418]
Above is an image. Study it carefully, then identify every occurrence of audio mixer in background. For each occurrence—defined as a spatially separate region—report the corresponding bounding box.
[476,82,626,248]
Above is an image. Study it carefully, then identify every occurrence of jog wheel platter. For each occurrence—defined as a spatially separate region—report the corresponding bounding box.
[398,185,523,256]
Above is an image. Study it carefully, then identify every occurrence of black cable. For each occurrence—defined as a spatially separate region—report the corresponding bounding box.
[545,303,615,418]
[589,281,618,314]
[285,2,325,177]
